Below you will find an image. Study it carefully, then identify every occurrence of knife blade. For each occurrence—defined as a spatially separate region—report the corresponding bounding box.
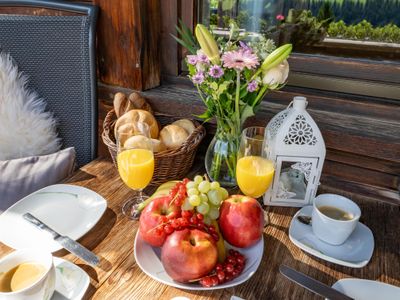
[23,213,100,266]
[279,265,353,300]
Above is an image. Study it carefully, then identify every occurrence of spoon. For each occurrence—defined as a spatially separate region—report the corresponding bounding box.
[297,215,312,225]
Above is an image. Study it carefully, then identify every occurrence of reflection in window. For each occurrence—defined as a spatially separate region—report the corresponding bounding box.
[203,0,400,59]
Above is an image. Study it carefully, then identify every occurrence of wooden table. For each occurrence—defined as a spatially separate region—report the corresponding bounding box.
[1,158,399,299]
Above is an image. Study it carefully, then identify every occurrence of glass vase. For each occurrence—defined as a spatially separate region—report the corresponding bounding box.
[205,122,240,187]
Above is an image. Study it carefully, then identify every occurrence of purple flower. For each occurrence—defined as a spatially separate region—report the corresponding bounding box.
[239,41,252,53]
[208,65,224,78]
[247,80,258,92]
[192,72,205,84]
[197,53,210,64]
[187,55,198,65]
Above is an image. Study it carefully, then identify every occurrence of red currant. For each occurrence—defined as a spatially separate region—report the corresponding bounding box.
[225,263,234,273]
[171,219,180,229]
[215,263,223,272]
[217,270,225,283]
[196,213,204,221]
[199,277,213,287]
[190,216,198,225]
[164,224,174,234]
[181,210,192,218]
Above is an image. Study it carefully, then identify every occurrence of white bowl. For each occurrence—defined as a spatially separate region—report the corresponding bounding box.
[0,249,55,300]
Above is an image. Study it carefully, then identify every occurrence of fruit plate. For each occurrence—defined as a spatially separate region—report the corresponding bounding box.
[134,231,263,290]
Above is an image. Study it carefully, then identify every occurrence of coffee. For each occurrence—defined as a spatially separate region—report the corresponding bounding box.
[318,205,353,221]
[0,262,46,292]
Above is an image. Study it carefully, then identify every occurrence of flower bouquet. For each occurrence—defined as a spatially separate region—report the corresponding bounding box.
[173,22,292,186]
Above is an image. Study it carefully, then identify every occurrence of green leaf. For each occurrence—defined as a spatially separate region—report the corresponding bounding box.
[240,105,255,125]
[195,110,213,122]
[170,34,196,54]
[210,82,218,91]
[188,63,196,76]
[179,19,198,48]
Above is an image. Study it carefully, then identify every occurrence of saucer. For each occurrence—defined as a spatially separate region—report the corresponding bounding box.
[331,279,400,300]
[52,257,90,300]
[289,206,374,268]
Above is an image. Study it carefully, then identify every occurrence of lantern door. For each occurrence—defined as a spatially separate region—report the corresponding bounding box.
[265,156,320,206]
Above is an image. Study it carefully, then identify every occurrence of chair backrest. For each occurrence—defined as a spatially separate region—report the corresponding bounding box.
[0,0,98,166]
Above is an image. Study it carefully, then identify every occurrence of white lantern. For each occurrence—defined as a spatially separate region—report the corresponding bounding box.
[263,96,326,207]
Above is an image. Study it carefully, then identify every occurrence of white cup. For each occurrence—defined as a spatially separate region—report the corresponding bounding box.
[312,194,361,245]
[0,249,55,300]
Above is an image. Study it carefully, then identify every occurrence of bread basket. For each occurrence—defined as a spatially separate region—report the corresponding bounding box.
[102,109,206,185]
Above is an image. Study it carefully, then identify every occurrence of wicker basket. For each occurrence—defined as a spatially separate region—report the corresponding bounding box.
[102,109,206,185]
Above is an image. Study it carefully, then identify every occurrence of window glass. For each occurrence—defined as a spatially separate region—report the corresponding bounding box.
[202,0,400,60]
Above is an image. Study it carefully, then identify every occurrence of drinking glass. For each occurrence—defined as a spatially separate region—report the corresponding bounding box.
[116,122,154,220]
[236,127,275,198]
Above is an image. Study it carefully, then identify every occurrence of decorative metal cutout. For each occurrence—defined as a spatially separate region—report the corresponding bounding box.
[284,115,317,145]
[268,111,289,139]
[291,162,312,182]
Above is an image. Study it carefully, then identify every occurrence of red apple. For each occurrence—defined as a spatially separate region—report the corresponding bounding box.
[139,196,181,247]
[219,195,263,248]
[161,229,218,282]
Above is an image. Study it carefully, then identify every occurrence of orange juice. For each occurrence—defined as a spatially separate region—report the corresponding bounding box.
[117,149,154,190]
[236,156,275,198]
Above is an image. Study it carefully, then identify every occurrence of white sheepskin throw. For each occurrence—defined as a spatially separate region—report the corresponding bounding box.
[0,52,61,160]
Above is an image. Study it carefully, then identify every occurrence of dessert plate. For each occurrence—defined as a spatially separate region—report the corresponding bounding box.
[289,206,374,268]
[0,184,107,252]
[331,279,400,300]
[134,232,263,290]
[52,257,90,300]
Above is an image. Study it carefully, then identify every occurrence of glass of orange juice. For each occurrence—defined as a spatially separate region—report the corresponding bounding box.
[236,127,275,198]
[116,122,154,220]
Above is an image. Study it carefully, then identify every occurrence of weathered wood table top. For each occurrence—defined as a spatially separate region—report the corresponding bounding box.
[1,158,399,299]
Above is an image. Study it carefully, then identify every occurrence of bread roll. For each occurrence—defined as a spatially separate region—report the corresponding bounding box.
[151,139,167,153]
[159,125,189,150]
[113,92,134,118]
[115,109,159,139]
[123,135,152,149]
[172,119,196,135]
[128,92,153,114]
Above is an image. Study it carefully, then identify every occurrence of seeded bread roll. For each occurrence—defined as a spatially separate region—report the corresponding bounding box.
[172,119,196,135]
[159,125,189,150]
[128,92,153,114]
[115,109,159,139]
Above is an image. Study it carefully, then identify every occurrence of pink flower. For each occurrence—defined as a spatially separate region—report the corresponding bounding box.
[192,72,205,84]
[187,55,198,65]
[276,14,285,21]
[208,65,224,78]
[222,50,259,71]
[197,51,210,64]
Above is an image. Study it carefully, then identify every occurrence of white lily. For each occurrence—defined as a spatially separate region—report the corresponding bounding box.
[262,60,289,87]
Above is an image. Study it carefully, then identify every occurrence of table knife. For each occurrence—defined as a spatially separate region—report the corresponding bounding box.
[279,265,354,300]
[23,213,100,266]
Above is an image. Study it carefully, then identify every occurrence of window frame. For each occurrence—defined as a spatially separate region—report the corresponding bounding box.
[161,0,400,101]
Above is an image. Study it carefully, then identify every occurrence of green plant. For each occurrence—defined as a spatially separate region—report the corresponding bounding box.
[328,19,400,43]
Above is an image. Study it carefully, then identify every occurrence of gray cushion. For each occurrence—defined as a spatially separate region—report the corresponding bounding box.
[0,147,76,213]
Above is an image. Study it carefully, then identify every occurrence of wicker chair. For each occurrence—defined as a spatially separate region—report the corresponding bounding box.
[0,0,98,166]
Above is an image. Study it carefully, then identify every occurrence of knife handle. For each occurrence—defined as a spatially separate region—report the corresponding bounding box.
[23,213,59,238]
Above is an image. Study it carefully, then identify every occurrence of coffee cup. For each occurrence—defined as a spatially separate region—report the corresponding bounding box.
[0,249,55,300]
[312,194,361,245]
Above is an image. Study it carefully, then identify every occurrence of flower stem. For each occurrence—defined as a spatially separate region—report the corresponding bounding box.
[235,70,241,136]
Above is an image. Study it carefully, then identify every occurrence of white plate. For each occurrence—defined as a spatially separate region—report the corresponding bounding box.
[0,184,107,252]
[331,279,400,300]
[289,206,374,268]
[134,232,263,290]
[52,257,90,300]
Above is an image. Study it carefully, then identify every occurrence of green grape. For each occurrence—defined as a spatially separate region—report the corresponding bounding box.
[189,195,201,206]
[196,201,210,214]
[198,181,211,193]
[199,193,208,203]
[182,198,194,210]
[187,188,199,196]
[208,206,220,220]
[207,189,222,206]
[210,181,220,190]
[220,187,229,200]
[186,181,197,190]
[194,175,203,184]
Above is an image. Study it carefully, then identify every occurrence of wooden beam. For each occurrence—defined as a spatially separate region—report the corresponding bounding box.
[94,0,160,90]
